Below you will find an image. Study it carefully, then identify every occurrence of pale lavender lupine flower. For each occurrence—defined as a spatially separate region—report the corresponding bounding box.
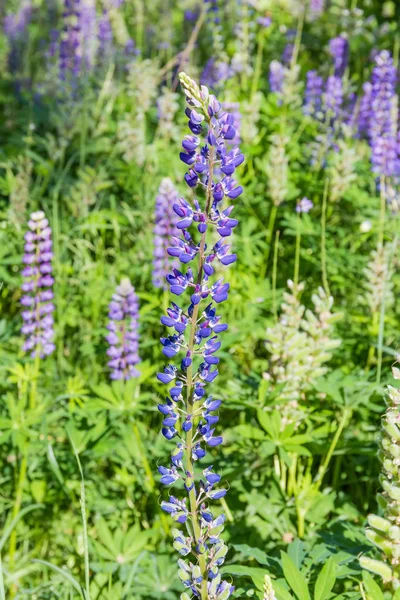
[269,60,284,94]
[304,70,324,117]
[358,82,373,136]
[329,35,349,76]
[310,0,324,16]
[106,279,140,380]
[21,211,55,358]
[296,197,313,213]
[98,9,114,58]
[325,75,343,120]
[153,179,180,290]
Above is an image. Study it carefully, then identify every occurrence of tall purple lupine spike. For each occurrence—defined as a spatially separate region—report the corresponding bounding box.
[21,211,55,358]
[153,178,180,290]
[269,60,284,94]
[304,70,324,117]
[329,35,349,77]
[156,72,243,600]
[106,278,140,380]
[368,50,398,178]
[59,0,83,80]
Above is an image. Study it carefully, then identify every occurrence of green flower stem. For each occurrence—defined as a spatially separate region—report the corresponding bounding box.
[294,213,301,291]
[263,204,278,278]
[314,407,351,491]
[8,450,28,597]
[321,179,330,295]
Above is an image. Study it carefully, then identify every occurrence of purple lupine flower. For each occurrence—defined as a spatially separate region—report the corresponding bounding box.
[156,72,243,598]
[106,279,140,380]
[21,211,55,358]
[310,0,324,16]
[153,178,180,289]
[80,0,97,69]
[329,35,349,77]
[269,60,284,94]
[257,15,272,28]
[282,43,294,66]
[324,75,343,120]
[4,2,32,40]
[368,50,398,177]
[222,102,241,146]
[98,9,113,58]
[358,82,373,136]
[58,0,83,80]
[296,197,313,213]
[201,58,232,89]
[4,1,32,73]
[304,70,324,117]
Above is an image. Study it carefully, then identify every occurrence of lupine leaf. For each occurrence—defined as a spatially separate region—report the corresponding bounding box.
[314,557,336,600]
[361,572,384,600]
[281,552,311,600]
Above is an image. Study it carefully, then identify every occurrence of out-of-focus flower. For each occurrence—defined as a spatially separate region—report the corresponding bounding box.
[106,279,140,380]
[329,35,349,76]
[21,211,55,358]
[153,178,180,290]
[296,197,313,213]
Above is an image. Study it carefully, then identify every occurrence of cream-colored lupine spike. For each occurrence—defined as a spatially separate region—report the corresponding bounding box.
[263,575,277,600]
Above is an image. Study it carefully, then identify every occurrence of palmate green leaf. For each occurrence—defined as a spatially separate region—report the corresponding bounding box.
[281,552,311,600]
[274,580,296,600]
[257,409,281,439]
[230,424,266,441]
[314,557,337,600]
[220,564,267,580]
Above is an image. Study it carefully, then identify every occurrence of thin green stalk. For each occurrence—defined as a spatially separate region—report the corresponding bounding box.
[70,436,91,600]
[251,30,266,99]
[294,213,301,291]
[290,5,305,71]
[8,451,28,597]
[378,175,386,250]
[272,230,280,321]
[321,180,330,295]
[263,204,278,277]
[0,553,4,600]
[29,353,40,410]
[376,236,397,384]
[314,408,350,491]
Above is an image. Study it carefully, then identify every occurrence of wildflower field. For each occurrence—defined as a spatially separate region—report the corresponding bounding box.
[3,0,400,598]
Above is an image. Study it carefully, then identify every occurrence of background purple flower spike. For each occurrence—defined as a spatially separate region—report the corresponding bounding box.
[106,278,140,381]
[21,211,55,358]
[153,178,180,290]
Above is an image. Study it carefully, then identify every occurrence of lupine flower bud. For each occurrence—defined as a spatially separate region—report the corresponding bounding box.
[21,211,55,358]
[361,365,400,589]
[153,178,180,289]
[156,73,243,599]
[263,575,277,600]
[106,278,140,380]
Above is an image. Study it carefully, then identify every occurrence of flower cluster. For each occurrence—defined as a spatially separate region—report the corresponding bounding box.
[269,60,284,94]
[368,50,398,177]
[156,72,243,600]
[153,178,180,290]
[265,281,341,426]
[304,70,323,117]
[106,278,140,380]
[21,211,55,358]
[329,35,348,77]
[58,0,83,81]
[360,365,400,589]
